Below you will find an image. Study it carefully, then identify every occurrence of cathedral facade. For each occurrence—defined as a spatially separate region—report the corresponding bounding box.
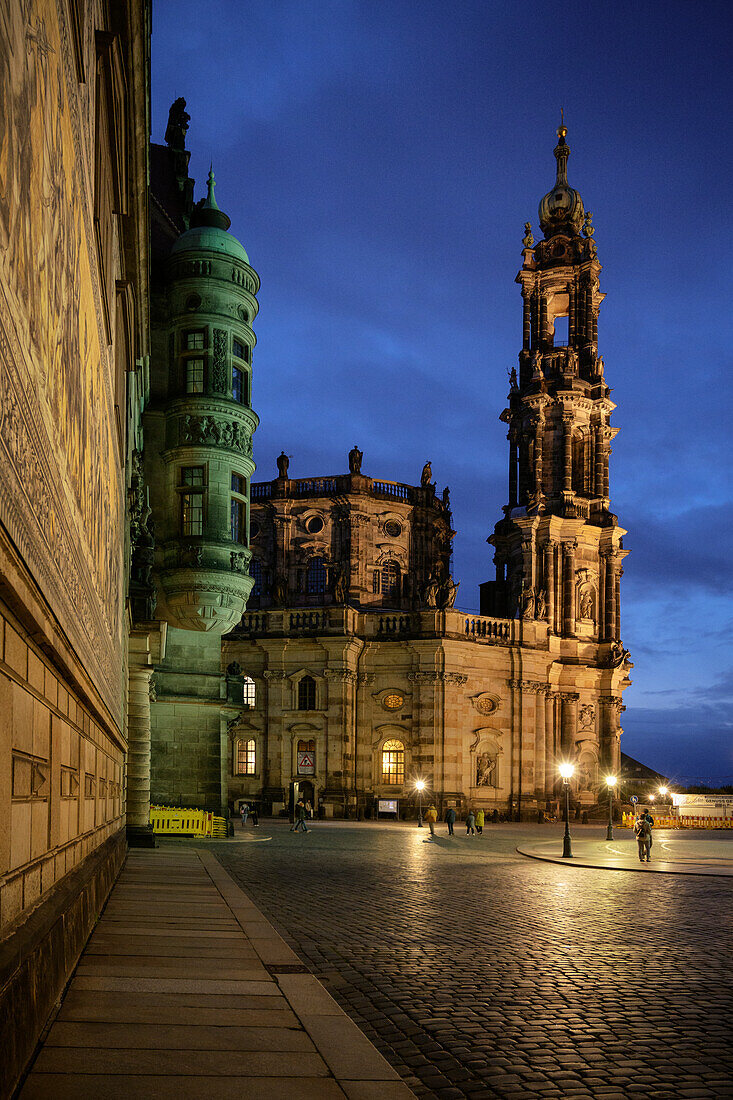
[218,123,632,821]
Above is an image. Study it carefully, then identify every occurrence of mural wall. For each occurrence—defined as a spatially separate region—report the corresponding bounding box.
[0,0,124,723]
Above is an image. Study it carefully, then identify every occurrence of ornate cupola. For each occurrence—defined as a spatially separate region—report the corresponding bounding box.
[145,169,260,633]
[483,122,630,668]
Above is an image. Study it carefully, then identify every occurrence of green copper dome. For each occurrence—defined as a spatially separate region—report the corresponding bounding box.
[171,168,250,263]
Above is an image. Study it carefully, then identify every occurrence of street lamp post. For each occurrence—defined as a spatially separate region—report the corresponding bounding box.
[415,780,425,827]
[605,775,617,840]
[559,763,575,858]
[658,786,669,821]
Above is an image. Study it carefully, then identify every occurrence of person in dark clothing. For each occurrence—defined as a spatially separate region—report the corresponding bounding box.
[445,806,456,836]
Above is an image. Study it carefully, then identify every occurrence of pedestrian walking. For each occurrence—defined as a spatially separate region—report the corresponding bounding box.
[425,804,438,837]
[240,803,248,828]
[475,808,484,835]
[294,799,308,833]
[466,809,476,835]
[633,814,652,862]
[250,804,259,827]
[445,806,456,836]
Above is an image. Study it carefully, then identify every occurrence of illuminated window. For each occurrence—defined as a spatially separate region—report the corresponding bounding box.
[181,493,203,536]
[231,473,246,494]
[306,557,326,595]
[381,561,400,600]
[235,739,256,775]
[233,338,249,362]
[383,693,404,710]
[185,330,205,350]
[381,739,404,785]
[186,358,204,393]
[242,676,256,708]
[298,675,316,711]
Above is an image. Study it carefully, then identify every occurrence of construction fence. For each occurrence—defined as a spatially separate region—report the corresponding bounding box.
[150,805,228,838]
[621,812,733,830]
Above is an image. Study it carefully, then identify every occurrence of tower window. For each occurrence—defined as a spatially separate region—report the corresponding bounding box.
[186,359,204,393]
[181,493,204,536]
[184,330,205,350]
[306,557,326,595]
[553,315,569,347]
[233,338,249,361]
[242,676,256,708]
[231,498,246,544]
[232,473,246,494]
[232,366,248,403]
[298,675,316,711]
[381,739,405,785]
[381,561,400,600]
[181,466,205,486]
[372,569,381,594]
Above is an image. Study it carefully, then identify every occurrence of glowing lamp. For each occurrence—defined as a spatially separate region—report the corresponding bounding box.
[558,763,575,781]
[605,775,617,788]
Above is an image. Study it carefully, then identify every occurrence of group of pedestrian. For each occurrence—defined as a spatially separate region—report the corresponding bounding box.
[239,802,259,828]
[424,805,486,838]
[633,809,654,862]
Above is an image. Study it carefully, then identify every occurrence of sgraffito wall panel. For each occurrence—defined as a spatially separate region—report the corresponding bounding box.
[0,0,124,725]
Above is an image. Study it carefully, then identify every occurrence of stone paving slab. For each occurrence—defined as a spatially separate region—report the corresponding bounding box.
[21,847,416,1099]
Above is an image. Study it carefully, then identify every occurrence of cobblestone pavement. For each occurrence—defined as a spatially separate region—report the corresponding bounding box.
[210,823,733,1100]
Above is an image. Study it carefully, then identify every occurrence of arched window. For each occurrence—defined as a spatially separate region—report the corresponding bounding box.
[381,739,404,785]
[306,557,326,595]
[242,676,256,708]
[235,739,256,776]
[381,561,400,600]
[298,675,316,711]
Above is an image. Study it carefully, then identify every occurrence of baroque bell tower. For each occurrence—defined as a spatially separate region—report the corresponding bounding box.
[482,121,631,775]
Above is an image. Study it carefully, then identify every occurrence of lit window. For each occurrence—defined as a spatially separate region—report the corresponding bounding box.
[236,738,256,775]
[381,561,400,600]
[181,493,203,536]
[231,498,246,544]
[231,473,246,494]
[298,675,316,711]
[185,330,205,350]
[381,739,404,785]
[383,693,404,710]
[186,358,204,393]
[307,557,326,595]
[243,676,256,707]
[232,366,247,403]
[250,558,263,596]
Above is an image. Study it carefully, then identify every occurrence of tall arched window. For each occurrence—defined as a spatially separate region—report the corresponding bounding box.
[306,557,326,595]
[242,676,256,707]
[381,561,400,600]
[381,739,405,784]
[235,739,256,776]
[298,675,316,711]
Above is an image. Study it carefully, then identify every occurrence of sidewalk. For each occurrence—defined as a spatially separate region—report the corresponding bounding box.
[517,831,733,876]
[19,847,414,1099]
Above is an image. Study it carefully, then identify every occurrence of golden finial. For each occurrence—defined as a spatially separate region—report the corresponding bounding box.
[557,107,567,141]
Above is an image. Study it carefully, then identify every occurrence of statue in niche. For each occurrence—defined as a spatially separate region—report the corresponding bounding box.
[577,759,595,792]
[165,97,190,150]
[348,445,363,474]
[441,574,460,609]
[579,590,594,620]
[272,574,288,606]
[423,567,441,609]
[476,752,498,787]
[421,461,432,487]
[520,587,536,619]
[535,588,547,619]
[333,565,348,604]
[276,451,290,479]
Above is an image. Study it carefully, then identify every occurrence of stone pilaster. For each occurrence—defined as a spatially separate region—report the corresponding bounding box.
[562,414,574,494]
[562,541,576,636]
[599,695,623,773]
[559,692,579,756]
[602,549,617,641]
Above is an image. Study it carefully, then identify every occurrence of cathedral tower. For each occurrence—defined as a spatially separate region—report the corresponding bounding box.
[482,121,631,776]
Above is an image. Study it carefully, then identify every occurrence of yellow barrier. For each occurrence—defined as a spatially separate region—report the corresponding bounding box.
[621,811,731,830]
[150,805,228,837]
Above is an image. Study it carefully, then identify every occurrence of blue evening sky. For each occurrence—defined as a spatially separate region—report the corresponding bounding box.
[152,0,733,785]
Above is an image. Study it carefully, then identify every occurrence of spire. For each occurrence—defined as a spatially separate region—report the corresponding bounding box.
[553,109,569,187]
[204,164,220,211]
[538,114,585,239]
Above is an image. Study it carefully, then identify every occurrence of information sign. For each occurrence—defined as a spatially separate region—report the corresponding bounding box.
[629,795,638,804]
[378,799,398,814]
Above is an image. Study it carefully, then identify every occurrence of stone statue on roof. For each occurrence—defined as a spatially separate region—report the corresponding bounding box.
[348,445,363,474]
[165,98,190,150]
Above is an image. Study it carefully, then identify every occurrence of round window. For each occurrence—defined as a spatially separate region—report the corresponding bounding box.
[185,293,202,311]
[305,515,324,534]
[384,520,402,538]
[383,693,404,710]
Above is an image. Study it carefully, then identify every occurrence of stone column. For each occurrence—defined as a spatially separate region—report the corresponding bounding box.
[568,282,576,345]
[127,623,167,846]
[522,292,531,350]
[594,424,605,498]
[562,541,576,636]
[348,512,370,602]
[508,428,518,507]
[562,415,574,494]
[603,550,617,641]
[599,695,623,773]
[533,685,546,804]
[585,283,594,347]
[533,415,544,498]
[559,693,579,756]
[545,690,556,796]
[542,540,554,628]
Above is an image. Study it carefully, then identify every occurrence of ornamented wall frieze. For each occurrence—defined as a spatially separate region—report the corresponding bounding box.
[181,414,253,456]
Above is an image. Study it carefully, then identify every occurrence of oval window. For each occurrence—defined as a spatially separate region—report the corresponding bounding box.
[383,693,404,710]
[384,520,402,538]
[306,515,324,534]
